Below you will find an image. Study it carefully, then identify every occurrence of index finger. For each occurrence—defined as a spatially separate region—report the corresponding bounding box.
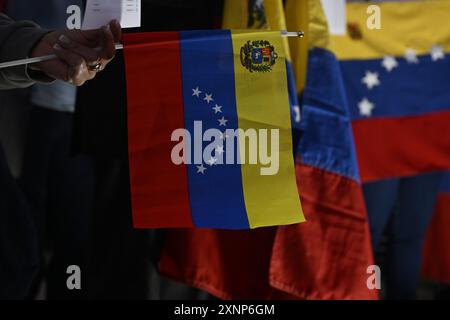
[73,28,103,44]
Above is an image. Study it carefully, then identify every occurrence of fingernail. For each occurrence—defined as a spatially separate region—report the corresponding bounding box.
[53,43,61,50]
[59,34,70,44]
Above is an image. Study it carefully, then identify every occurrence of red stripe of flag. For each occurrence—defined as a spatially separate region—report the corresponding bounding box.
[270,163,378,300]
[123,32,194,228]
[159,228,278,299]
[352,110,450,182]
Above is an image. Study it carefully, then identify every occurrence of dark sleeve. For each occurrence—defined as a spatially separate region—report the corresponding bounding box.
[0,13,52,90]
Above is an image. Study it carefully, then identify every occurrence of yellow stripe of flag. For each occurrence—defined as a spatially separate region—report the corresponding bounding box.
[231,30,304,228]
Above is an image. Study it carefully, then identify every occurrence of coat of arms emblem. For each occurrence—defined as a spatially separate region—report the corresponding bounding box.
[240,40,278,73]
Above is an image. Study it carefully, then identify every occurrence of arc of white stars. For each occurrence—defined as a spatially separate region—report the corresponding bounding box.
[381,55,398,72]
[218,116,228,127]
[358,98,375,117]
[213,104,223,114]
[204,93,214,104]
[362,71,380,90]
[192,87,202,97]
[196,164,207,174]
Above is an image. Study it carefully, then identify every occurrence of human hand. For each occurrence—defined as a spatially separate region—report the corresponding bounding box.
[29,20,122,86]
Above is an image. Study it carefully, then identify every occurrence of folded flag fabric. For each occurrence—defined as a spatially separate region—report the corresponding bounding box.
[422,172,450,285]
[269,47,377,300]
[271,2,375,299]
[122,30,304,229]
[332,1,450,182]
[159,0,377,300]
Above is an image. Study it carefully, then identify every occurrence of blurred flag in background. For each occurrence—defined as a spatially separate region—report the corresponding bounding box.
[159,0,377,300]
[269,0,375,299]
[332,1,450,290]
[332,1,450,182]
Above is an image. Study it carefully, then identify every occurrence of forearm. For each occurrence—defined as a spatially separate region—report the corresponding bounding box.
[0,13,53,89]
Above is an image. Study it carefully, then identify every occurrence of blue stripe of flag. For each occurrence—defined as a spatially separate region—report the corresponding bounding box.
[340,54,450,120]
[179,30,250,229]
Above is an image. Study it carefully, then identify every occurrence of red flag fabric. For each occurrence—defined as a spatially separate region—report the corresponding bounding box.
[123,32,194,228]
[269,164,377,299]
[159,163,377,299]
[160,228,278,300]
[266,48,377,299]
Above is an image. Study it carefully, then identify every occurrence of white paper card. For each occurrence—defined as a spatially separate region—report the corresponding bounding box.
[82,0,141,30]
[320,0,347,35]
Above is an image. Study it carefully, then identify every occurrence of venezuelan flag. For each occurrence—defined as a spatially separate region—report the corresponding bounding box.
[122,30,304,229]
[332,1,450,182]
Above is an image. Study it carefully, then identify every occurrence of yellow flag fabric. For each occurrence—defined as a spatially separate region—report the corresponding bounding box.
[285,0,329,93]
[222,2,305,227]
[223,0,293,61]
[222,0,249,29]
[231,30,304,228]
[332,0,450,60]
[222,0,331,94]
